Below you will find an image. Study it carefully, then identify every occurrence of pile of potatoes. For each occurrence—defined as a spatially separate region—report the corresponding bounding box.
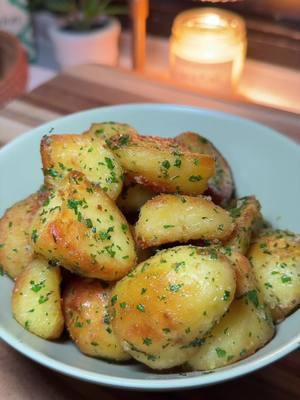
[0,122,299,372]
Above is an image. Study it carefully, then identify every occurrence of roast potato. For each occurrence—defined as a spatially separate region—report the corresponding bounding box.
[106,133,215,195]
[248,229,300,322]
[0,191,47,279]
[187,290,274,371]
[12,257,64,339]
[225,196,263,254]
[135,194,235,248]
[84,122,138,141]
[111,246,236,369]
[41,134,123,200]
[31,172,137,281]
[220,249,257,298]
[63,278,130,361]
[176,131,234,207]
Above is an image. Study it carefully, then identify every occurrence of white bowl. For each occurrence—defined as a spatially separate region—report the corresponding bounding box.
[0,104,299,390]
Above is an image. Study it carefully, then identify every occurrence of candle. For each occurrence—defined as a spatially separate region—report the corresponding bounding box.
[169,8,247,93]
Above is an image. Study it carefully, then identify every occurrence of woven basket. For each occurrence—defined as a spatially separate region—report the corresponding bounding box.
[0,31,28,106]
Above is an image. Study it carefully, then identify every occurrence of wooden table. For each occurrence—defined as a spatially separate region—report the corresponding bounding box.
[0,64,299,399]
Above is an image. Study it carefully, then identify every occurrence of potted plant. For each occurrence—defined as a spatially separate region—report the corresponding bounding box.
[43,0,127,69]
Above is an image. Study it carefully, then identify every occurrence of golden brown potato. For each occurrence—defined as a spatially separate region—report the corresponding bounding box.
[111,246,236,369]
[0,191,47,279]
[176,131,234,207]
[106,133,215,195]
[248,229,300,322]
[31,172,137,281]
[187,290,274,371]
[83,122,138,141]
[63,278,130,361]
[41,134,123,200]
[12,257,64,339]
[219,249,257,298]
[135,194,235,249]
[225,196,263,254]
[117,183,155,216]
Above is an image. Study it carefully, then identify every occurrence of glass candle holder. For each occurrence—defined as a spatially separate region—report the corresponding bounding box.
[169,8,247,93]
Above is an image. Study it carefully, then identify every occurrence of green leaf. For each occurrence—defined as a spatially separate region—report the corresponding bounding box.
[45,0,76,15]
[104,4,128,16]
[83,0,102,19]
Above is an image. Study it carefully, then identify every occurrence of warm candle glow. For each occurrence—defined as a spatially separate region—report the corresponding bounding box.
[170,8,247,93]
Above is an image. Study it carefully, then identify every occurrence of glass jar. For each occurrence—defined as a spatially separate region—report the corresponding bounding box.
[169,8,247,93]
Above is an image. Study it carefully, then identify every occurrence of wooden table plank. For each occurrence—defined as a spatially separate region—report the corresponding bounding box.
[1,65,299,144]
[1,341,299,400]
[0,64,299,399]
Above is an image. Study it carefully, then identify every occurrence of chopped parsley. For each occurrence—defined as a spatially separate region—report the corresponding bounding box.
[174,261,185,272]
[143,337,152,346]
[281,274,292,283]
[38,293,51,304]
[188,175,202,182]
[247,289,259,308]
[30,280,45,293]
[174,159,181,168]
[44,168,59,178]
[209,248,218,260]
[136,304,145,312]
[85,218,93,228]
[105,157,115,170]
[223,290,231,301]
[169,283,184,293]
[229,207,241,218]
[161,160,171,169]
[105,244,116,258]
[121,223,128,232]
[111,295,118,306]
[31,229,39,243]
[215,347,227,358]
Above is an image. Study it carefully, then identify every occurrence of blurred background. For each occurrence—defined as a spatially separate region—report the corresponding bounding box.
[0,0,299,111]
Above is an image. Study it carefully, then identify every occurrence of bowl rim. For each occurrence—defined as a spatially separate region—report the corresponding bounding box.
[0,103,299,390]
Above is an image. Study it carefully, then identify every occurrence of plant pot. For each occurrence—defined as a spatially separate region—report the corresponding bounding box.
[0,31,28,106]
[49,17,121,70]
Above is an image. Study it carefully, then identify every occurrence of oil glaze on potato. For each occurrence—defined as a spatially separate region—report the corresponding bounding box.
[135,195,235,248]
[12,257,64,339]
[187,291,274,371]
[111,246,236,369]
[225,196,262,255]
[63,278,130,361]
[41,134,123,200]
[176,131,234,207]
[248,230,300,322]
[106,133,215,195]
[84,122,138,142]
[0,191,47,279]
[31,172,136,281]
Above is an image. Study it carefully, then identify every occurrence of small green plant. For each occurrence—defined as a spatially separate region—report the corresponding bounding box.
[29,0,127,31]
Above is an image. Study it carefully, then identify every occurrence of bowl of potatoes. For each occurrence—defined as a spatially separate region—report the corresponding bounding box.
[0,103,299,390]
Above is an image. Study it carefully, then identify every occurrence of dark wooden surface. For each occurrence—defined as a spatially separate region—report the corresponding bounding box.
[0,64,299,399]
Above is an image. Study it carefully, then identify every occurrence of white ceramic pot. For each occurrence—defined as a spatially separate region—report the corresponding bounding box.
[49,17,121,69]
